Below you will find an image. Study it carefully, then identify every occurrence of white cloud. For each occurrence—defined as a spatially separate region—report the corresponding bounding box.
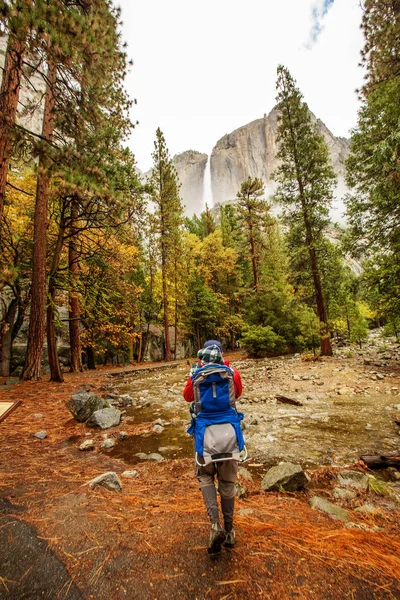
[115,0,365,170]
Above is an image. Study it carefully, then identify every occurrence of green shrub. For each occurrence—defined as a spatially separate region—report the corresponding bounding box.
[240,325,286,357]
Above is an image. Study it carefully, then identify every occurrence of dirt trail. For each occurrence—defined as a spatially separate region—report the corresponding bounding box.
[1,358,400,599]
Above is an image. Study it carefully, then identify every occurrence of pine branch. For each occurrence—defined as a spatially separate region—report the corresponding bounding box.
[6,181,34,196]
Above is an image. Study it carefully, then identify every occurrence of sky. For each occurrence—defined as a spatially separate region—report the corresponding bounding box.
[115,0,365,172]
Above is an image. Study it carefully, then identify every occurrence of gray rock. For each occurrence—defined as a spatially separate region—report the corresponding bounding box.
[119,394,135,406]
[67,392,109,423]
[337,470,369,492]
[86,408,121,430]
[345,522,382,532]
[33,413,44,419]
[135,453,148,460]
[122,470,139,478]
[101,438,115,449]
[34,431,47,439]
[309,496,350,521]
[79,439,95,451]
[88,471,122,492]
[354,503,377,514]
[237,467,253,481]
[235,482,246,498]
[333,487,357,501]
[261,462,309,492]
[147,453,164,462]
[152,424,164,433]
[118,431,129,440]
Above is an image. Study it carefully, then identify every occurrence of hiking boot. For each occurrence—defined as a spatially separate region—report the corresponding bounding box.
[207,522,226,555]
[223,529,235,549]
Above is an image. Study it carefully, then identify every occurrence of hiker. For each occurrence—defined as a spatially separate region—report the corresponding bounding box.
[183,339,244,554]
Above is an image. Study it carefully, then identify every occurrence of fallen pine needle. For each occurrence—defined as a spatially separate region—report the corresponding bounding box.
[75,545,103,556]
[216,580,246,586]
[57,577,73,599]
[0,577,9,593]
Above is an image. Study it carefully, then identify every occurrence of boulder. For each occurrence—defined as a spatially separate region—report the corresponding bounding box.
[333,487,357,501]
[309,496,350,521]
[88,471,122,492]
[86,408,121,430]
[261,462,309,492]
[67,392,109,423]
[337,470,369,492]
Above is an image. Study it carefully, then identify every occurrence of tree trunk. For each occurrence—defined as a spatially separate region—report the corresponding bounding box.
[174,301,178,361]
[86,346,96,370]
[360,454,400,469]
[47,283,63,382]
[0,35,26,223]
[141,322,150,362]
[47,216,66,383]
[161,247,171,361]
[303,215,332,357]
[248,205,259,291]
[137,326,143,363]
[0,297,18,377]
[68,203,83,372]
[21,61,57,380]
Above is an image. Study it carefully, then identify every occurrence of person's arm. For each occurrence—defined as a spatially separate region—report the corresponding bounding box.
[183,377,194,402]
[233,368,242,398]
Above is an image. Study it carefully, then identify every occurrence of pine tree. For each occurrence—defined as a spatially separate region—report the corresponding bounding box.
[0,0,31,223]
[150,128,183,361]
[274,65,337,356]
[345,0,400,325]
[21,1,136,380]
[236,177,272,292]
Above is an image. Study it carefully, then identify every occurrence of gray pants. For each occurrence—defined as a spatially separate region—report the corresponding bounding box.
[197,460,237,530]
[196,459,238,498]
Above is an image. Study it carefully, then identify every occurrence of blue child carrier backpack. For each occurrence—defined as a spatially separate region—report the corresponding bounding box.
[187,363,246,466]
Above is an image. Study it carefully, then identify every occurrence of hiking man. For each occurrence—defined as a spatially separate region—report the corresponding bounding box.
[183,339,244,554]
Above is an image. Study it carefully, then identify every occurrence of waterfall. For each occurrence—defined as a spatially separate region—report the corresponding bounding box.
[202,154,213,209]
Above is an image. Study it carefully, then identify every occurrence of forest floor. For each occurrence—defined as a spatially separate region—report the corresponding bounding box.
[1,350,400,600]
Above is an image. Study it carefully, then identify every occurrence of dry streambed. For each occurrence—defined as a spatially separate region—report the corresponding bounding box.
[100,340,400,474]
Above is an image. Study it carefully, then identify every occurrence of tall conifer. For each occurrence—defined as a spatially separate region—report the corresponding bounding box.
[274,65,336,356]
[150,129,183,361]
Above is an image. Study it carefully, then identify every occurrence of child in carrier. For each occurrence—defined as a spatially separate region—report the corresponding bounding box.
[183,340,244,554]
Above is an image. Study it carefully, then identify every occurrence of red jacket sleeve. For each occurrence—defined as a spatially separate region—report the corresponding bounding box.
[183,377,194,402]
[233,367,242,398]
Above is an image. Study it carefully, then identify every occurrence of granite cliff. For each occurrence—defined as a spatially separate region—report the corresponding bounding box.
[172,107,350,220]
[172,151,207,216]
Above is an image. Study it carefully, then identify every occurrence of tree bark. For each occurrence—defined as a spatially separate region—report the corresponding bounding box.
[0,35,26,223]
[137,325,143,363]
[248,203,259,291]
[21,61,57,380]
[161,243,171,361]
[46,217,66,383]
[360,454,400,469]
[0,297,18,377]
[68,202,83,372]
[86,346,96,370]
